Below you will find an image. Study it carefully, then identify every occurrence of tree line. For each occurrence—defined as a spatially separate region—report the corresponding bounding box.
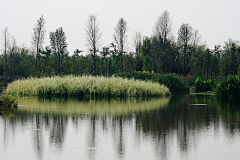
[1,11,240,81]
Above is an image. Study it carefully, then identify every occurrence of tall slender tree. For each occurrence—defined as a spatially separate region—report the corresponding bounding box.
[9,36,16,80]
[2,27,10,80]
[85,14,102,76]
[132,31,142,71]
[178,23,193,75]
[113,18,128,72]
[32,15,46,70]
[50,27,68,74]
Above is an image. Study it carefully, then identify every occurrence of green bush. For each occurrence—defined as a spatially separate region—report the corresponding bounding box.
[214,75,240,99]
[114,72,157,81]
[195,77,216,92]
[0,94,18,109]
[153,74,188,94]
[114,72,188,94]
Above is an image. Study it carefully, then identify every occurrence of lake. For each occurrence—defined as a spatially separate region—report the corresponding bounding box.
[0,95,239,160]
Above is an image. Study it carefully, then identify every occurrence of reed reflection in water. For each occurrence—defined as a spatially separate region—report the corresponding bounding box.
[0,95,240,160]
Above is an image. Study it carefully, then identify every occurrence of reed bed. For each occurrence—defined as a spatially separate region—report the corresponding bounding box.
[6,76,170,97]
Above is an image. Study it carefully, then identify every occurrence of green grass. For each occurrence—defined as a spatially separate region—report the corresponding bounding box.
[5,75,170,98]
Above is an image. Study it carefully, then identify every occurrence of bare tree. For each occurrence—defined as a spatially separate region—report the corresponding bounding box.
[191,29,202,47]
[113,18,128,72]
[154,10,172,44]
[9,36,16,80]
[2,27,10,80]
[85,14,102,76]
[132,31,142,56]
[132,31,142,71]
[32,15,46,70]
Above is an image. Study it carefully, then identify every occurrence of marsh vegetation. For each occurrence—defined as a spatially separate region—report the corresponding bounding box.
[0,94,18,109]
[5,76,170,98]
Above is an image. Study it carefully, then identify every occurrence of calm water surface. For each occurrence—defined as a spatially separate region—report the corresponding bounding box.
[0,95,240,160]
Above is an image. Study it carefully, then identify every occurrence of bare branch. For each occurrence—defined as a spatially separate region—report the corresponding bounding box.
[191,29,202,47]
[178,23,193,46]
[85,14,102,75]
[32,15,46,53]
[132,31,142,56]
[85,14,102,54]
[113,18,128,53]
[154,10,172,42]
[2,27,10,56]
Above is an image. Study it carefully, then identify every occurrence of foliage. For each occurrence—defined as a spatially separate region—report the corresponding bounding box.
[154,74,188,94]
[214,75,240,99]
[114,72,188,94]
[1,14,240,85]
[114,72,157,81]
[195,77,216,92]
[0,94,18,109]
[183,73,195,87]
[5,76,170,98]
[50,27,68,74]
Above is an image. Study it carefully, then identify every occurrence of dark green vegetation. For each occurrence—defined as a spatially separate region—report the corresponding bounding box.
[193,75,240,99]
[214,75,240,99]
[195,77,216,92]
[114,72,188,94]
[0,94,18,109]
[1,12,240,81]
[1,12,240,99]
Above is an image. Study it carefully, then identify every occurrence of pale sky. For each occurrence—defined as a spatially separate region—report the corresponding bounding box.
[1,0,240,54]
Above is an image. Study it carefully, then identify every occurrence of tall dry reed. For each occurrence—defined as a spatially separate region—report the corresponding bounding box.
[6,76,170,97]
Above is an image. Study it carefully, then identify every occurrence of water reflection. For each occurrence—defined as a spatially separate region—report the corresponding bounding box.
[0,95,240,160]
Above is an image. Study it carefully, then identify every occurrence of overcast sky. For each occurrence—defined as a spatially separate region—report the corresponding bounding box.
[1,0,240,54]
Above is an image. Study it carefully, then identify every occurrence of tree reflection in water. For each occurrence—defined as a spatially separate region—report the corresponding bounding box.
[0,95,239,160]
[49,114,68,151]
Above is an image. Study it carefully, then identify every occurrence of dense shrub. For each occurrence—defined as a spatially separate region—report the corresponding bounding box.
[114,72,188,94]
[5,76,170,98]
[0,94,18,109]
[195,77,216,92]
[153,74,188,94]
[114,72,157,81]
[214,75,240,99]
